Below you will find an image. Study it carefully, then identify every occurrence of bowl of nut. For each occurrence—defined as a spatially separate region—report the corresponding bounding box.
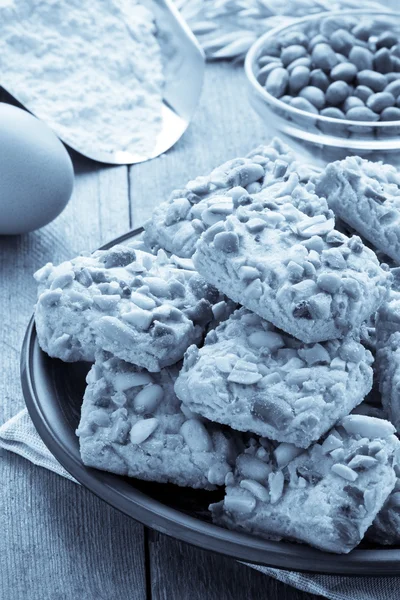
[245,10,400,166]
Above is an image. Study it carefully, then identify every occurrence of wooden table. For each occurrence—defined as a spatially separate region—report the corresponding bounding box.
[0,64,322,600]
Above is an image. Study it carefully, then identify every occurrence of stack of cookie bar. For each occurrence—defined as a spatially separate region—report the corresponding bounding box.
[34,139,400,554]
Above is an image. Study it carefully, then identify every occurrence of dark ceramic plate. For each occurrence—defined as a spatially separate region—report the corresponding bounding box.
[21,228,400,575]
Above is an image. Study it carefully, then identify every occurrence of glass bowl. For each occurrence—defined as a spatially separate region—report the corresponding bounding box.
[245,10,400,166]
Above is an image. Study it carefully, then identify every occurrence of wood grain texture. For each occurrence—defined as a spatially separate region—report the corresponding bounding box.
[148,532,323,600]
[0,453,146,600]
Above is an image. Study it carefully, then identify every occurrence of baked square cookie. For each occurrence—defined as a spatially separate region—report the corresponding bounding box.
[77,352,243,489]
[193,198,391,343]
[143,138,320,258]
[175,308,373,448]
[375,269,400,432]
[34,244,230,371]
[367,475,400,545]
[354,404,400,546]
[210,415,399,553]
[316,156,400,265]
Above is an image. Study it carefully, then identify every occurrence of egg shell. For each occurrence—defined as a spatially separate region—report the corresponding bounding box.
[0,103,74,234]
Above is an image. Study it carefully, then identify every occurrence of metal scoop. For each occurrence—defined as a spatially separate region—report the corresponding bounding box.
[2,0,205,165]
[98,0,205,164]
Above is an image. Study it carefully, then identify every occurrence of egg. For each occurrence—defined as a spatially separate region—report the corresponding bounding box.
[0,103,74,234]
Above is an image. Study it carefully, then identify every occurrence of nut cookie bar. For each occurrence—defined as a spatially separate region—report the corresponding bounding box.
[356,404,400,546]
[375,269,400,432]
[193,198,391,343]
[175,308,373,448]
[316,156,400,264]
[376,332,400,433]
[34,244,230,372]
[210,415,400,554]
[77,352,243,489]
[367,481,400,546]
[143,138,320,258]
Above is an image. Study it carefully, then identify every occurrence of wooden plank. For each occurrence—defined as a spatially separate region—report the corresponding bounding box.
[0,151,146,599]
[148,532,322,600]
[0,453,147,600]
[129,62,273,227]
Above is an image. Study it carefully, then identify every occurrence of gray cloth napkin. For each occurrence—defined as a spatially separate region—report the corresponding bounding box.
[0,409,77,482]
[1,409,399,600]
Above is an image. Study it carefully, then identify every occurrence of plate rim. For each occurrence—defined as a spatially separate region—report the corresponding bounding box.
[20,228,400,575]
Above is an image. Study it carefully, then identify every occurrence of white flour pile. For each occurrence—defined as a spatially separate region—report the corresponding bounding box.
[0,0,164,158]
